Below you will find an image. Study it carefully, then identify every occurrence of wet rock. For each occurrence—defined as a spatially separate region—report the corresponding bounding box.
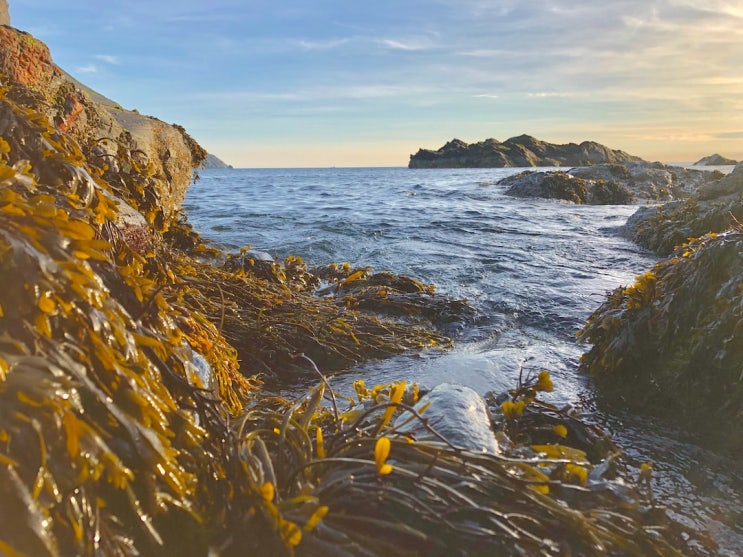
[394,383,499,454]
[500,162,721,205]
[501,170,588,203]
[579,230,743,450]
[623,163,743,254]
[570,162,719,201]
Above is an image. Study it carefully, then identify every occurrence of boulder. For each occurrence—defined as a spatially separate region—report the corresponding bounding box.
[500,162,722,205]
[394,383,499,454]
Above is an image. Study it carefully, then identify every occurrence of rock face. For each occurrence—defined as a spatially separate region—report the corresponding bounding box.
[408,135,642,169]
[0,25,205,226]
[693,153,738,166]
[498,162,719,204]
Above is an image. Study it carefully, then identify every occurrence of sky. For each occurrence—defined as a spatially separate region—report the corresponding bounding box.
[9,1,743,167]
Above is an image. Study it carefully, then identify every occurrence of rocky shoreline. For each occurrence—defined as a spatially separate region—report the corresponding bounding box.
[0,17,735,557]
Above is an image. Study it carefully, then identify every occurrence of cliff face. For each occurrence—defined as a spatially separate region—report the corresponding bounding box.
[408,135,642,169]
[0,25,205,226]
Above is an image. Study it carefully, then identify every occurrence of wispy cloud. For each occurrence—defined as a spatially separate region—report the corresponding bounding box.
[473,93,499,99]
[295,38,352,51]
[95,54,120,65]
[527,92,575,98]
[377,38,431,51]
[76,64,98,74]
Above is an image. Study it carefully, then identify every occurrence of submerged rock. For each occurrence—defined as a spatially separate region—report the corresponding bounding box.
[394,383,499,454]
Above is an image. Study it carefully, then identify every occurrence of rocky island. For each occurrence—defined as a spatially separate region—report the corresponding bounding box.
[693,153,738,166]
[0,8,733,556]
[408,135,641,168]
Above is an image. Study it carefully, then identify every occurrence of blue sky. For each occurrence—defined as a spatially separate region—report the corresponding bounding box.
[10,1,743,167]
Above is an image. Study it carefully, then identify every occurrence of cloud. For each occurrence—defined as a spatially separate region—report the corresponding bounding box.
[95,54,120,65]
[714,131,743,139]
[76,64,98,74]
[295,38,352,50]
[473,94,499,99]
[377,38,430,51]
[527,92,575,98]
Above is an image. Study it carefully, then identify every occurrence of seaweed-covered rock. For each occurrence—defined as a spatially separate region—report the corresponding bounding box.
[569,162,719,202]
[624,163,743,254]
[579,230,743,450]
[0,25,205,227]
[501,170,589,203]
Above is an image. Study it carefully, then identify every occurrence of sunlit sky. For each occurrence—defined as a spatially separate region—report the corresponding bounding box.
[10,1,743,167]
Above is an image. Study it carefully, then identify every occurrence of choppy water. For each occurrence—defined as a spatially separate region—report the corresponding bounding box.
[185,167,741,554]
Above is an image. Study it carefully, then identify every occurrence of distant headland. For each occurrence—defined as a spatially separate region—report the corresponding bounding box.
[692,153,738,166]
[203,153,233,169]
[408,135,642,168]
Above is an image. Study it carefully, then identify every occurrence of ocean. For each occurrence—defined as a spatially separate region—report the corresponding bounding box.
[185,166,741,554]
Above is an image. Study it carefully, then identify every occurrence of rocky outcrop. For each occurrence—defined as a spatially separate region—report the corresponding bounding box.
[0,25,205,229]
[581,162,743,450]
[579,229,743,450]
[623,163,743,254]
[501,171,592,203]
[408,135,641,169]
[498,162,719,204]
[693,153,738,166]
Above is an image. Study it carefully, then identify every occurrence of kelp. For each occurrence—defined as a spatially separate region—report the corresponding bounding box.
[579,229,743,449]
[153,248,452,382]
[228,371,707,556]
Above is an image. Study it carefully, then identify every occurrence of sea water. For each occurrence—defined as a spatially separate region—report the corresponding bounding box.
[185,166,741,554]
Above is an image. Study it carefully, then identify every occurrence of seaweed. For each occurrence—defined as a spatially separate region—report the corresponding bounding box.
[579,229,743,449]
[0,86,712,556]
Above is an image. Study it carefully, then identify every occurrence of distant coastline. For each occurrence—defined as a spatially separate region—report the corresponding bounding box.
[203,153,233,169]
